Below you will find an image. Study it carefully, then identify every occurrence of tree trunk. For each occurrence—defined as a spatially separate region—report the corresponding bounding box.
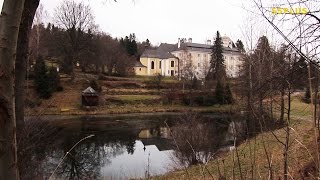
[0,0,25,179]
[280,87,285,123]
[283,84,291,180]
[15,0,40,133]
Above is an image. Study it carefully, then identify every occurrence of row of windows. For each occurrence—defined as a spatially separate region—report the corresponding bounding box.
[150,61,175,69]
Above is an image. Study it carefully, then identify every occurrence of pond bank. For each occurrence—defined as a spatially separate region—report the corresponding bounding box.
[25,104,238,119]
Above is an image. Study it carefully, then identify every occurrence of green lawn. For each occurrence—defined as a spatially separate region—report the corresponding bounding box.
[131,75,179,83]
[114,95,161,101]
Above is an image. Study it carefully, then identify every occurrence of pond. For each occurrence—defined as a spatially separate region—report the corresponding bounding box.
[23,113,243,180]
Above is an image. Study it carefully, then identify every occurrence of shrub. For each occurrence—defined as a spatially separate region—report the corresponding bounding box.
[302,87,311,104]
[48,67,61,92]
[34,56,52,99]
[90,79,102,92]
[203,96,217,106]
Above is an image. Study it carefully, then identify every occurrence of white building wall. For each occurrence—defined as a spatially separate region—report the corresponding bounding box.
[172,49,242,79]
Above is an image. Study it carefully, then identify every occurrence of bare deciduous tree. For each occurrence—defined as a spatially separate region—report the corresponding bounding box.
[54,0,95,79]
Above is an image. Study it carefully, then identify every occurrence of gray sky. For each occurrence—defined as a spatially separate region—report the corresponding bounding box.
[0,0,265,46]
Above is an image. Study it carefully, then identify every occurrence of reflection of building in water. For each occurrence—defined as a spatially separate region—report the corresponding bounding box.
[138,127,173,151]
[138,127,171,139]
[140,138,174,151]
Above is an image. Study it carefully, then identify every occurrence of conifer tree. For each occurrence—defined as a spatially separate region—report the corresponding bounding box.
[215,81,224,104]
[34,56,51,99]
[236,39,245,53]
[209,31,225,82]
[47,67,60,92]
[224,83,233,104]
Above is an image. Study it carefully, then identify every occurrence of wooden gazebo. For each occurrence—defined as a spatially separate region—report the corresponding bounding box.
[82,87,99,107]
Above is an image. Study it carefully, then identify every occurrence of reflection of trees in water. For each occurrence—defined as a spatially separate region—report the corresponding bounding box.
[47,131,137,179]
[55,144,103,179]
[171,113,230,166]
[19,116,178,179]
[17,120,61,180]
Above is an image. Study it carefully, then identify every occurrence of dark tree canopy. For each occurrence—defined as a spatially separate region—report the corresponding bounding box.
[209,31,225,82]
[121,33,138,56]
[236,39,245,53]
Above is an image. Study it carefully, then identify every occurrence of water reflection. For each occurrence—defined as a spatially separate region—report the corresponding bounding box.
[25,113,237,179]
[101,140,174,179]
[43,120,176,179]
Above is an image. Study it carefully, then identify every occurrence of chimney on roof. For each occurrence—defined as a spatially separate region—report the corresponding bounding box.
[178,38,181,48]
[188,38,192,43]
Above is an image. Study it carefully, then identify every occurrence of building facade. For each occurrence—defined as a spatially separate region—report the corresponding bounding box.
[136,36,243,79]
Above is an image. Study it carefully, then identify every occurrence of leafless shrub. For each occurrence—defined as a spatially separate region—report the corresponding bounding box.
[171,112,228,166]
[17,119,61,179]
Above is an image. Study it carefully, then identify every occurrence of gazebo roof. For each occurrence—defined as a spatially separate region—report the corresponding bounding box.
[82,86,97,94]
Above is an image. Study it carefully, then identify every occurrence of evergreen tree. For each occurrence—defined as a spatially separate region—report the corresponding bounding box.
[131,39,138,56]
[236,39,245,53]
[191,75,198,89]
[47,67,60,92]
[121,34,138,56]
[215,81,224,104]
[224,83,233,104]
[145,39,151,48]
[90,79,102,92]
[209,31,225,82]
[232,42,236,48]
[34,56,52,99]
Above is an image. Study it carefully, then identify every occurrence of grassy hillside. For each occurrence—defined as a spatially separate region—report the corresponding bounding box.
[25,71,233,116]
[152,97,317,179]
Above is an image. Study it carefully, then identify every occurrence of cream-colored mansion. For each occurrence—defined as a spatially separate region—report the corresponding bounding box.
[134,36,243,79]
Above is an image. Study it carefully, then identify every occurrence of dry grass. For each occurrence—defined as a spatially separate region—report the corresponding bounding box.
[25,74,235,116]
[151,98,316,179]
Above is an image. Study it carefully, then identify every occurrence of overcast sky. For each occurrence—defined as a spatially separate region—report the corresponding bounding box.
[0,0,269,46]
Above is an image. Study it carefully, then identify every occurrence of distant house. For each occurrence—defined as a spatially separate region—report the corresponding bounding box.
[140,43,179,77]
[138,36,243,79]
[82,87,99,107]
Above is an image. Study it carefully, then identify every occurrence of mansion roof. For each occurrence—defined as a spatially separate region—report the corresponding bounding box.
[141,43,178,59]
[141,42,242,59]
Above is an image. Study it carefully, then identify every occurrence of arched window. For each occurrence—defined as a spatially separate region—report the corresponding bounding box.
[151,61,155,69]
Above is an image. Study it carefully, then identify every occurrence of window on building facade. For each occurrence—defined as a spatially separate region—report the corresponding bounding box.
[151,61,155,69]
[139,68,141,71]
[171,61,174,67]
[203,54,207,60]
[198,63,200,67]
[159,61,161,69]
